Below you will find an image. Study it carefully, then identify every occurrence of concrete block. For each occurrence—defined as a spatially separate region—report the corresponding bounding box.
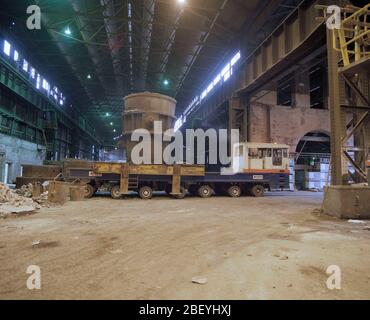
[323,185,370,219]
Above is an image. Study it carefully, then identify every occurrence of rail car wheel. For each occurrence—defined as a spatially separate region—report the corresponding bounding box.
[227,185,242,198]
[110,185,122,200]
[173,186,187,199]
[139,186,153,200]
[198,185,213,198]
[84,184,95,199]
[251,185,265,197]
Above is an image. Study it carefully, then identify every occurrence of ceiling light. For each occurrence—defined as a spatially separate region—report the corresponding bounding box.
[178,0,186,4]
[163,79,169,86]
[110,122,113,126]
[87,74,92,79]
[113,129,117,133]
[64,26,71,35]
[106,112,110,117]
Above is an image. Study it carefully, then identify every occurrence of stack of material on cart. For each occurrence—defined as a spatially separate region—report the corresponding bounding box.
[320,162,331,186]
[305,172,326,190]
[289,159,295,191]
[305,163,330,191]
[0,183,41,218]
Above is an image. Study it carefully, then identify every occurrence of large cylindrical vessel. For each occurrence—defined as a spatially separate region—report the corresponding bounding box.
[122,92,177,163]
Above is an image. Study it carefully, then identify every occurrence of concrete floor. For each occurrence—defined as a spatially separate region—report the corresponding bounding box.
[0,191,369,300]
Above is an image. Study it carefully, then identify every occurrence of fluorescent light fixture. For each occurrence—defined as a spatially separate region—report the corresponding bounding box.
[36,74,41,89]
[3,40,11,56]
[213,74,221,86]
[200,90,207,100]
[22,60,28,72]
[231,51,241,66]
[223,70,231,81]
[13,50,19,61]
[221,63,230,77]
[42,79,49,91]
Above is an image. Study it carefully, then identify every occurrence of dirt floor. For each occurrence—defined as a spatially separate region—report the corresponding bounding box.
[0,191,369,300]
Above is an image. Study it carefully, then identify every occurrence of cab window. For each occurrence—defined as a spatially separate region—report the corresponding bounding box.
[273,149,283,166]
[248,148,258,158]
[258,149,270,158]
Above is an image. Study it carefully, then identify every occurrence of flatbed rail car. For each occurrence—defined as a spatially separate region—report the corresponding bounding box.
[88,163,289,199]
[91,163,205,199]
[88,142,290,199]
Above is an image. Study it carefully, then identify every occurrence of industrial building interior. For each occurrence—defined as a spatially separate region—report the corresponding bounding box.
[0,0,369,300]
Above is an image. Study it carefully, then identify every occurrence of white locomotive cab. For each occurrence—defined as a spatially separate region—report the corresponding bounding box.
[232,142,290,173]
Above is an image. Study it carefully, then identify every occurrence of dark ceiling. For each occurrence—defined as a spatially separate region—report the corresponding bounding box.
[0,0,305,142]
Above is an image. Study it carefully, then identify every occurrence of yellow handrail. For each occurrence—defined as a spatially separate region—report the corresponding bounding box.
[334,4,370,66]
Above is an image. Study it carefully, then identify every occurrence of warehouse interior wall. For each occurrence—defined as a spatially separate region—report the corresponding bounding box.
[0,132,46,184]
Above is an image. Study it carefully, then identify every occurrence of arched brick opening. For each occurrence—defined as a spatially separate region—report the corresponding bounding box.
[294,131,331,190]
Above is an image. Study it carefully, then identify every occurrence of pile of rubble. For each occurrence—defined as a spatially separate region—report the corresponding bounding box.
[0,183,48,218]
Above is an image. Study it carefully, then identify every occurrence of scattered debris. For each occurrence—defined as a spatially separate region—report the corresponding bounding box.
[16,183,34,198]
[279,256,289,261]
[0,183,47,218]
[192,276,208,285]
[32,240,41,246]
[312,208,322,215]
[33,192,49,206]
[348,219,366,224]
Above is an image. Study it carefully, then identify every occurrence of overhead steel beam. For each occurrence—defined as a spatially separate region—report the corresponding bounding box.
[174,0,229,98]
[137,0,155,90]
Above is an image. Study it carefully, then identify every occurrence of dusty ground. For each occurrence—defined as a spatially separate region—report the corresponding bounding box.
[0,191,369,300]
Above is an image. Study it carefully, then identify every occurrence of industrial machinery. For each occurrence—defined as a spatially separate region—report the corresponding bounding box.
[88,142,290,200]
[122,92,177,163]
[16,88,291,200]
[15,159,97,198]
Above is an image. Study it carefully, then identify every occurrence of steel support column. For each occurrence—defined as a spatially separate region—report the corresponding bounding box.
[326,29,344,185]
